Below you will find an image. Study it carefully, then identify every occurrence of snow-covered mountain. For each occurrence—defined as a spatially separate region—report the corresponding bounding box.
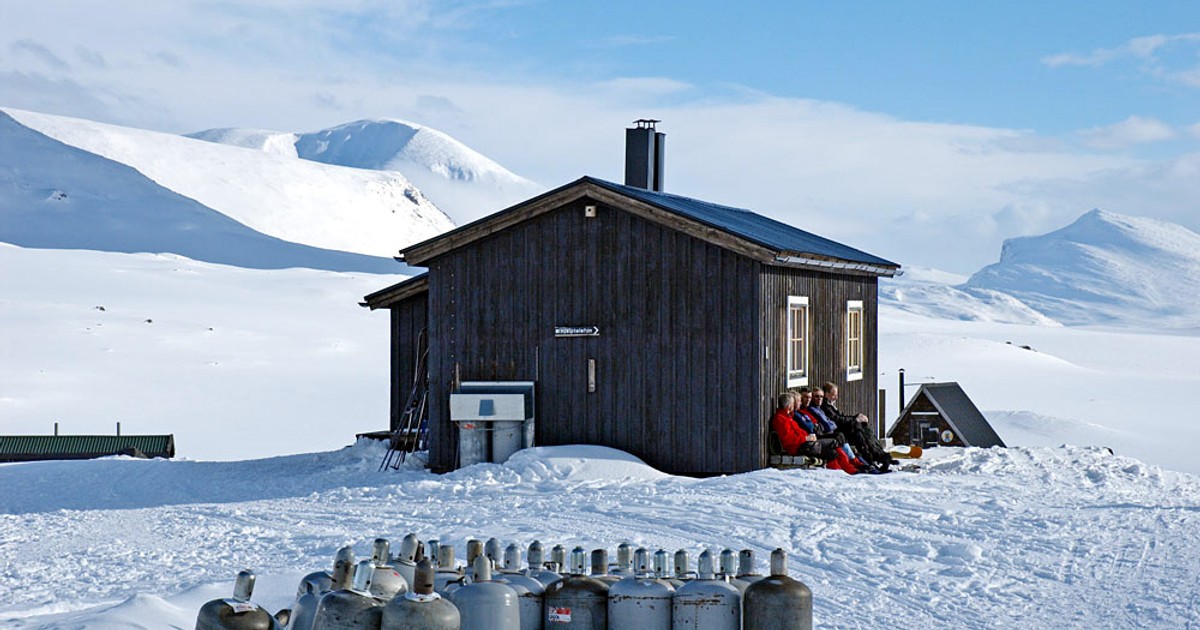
[965,209,1200,328]
[192,118,543,224]
[1,107,455,263]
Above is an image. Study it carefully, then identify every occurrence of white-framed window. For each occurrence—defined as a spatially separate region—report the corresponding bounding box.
[786,296,809,387]
[846,300,864,381]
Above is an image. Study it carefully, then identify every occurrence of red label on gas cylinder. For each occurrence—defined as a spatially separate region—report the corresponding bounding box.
[548,606,572,622]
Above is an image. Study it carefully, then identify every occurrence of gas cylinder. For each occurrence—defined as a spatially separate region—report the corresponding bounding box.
[499,544,546,630]
[435,544,467,595]
[736,550,764,586]
[370,538,410,601]
[610,543,633,578]
[466,539,485,575]
[288,546,355,630]
[393,534,420,589]
[428,540,441,567]
[542,547,609,630]
[196,570,278,630]
[742,549,812,630]
[671,550,741,630]
[589,549,619,585]
[718,549,751,595]
[525,541,561,588]
[381,559,461,630]
[674,550,696,583]
[485,538,504,568]
[550,545,567,573]
[653,550,684,588]
[312,560,385,630]
[448,556,521,630]
[608,548,674,630]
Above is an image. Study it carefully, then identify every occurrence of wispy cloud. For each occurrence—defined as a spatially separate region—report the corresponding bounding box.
[11,40,70,70]
[1043,33,1200,88]
[1077,116,1176,150]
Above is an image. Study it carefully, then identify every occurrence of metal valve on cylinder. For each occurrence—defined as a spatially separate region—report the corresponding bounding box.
[435,544,466,595]
[673,550,694,583]
[737,549,764,586]
[371,538,410,600]
[671,550,741,630]
[654,550,683,588]
[381,559,461,630]
[608,548,674,630]
[719,549,750,594]
[742,548,812,630]
[311,560,385,630]
[526,540,561,587]
[392,534,420,589]
[590,549,619,584]
[288,546,354,630]
[196,570,278,630]
[612,542,634,577]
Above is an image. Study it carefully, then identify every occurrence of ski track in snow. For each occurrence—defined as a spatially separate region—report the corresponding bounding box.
[2,442,1199,628]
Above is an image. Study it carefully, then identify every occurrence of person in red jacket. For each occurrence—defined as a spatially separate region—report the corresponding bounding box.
[771,393,859,474]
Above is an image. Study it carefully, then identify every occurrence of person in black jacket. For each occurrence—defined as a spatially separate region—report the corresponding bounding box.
[819,382,894,470]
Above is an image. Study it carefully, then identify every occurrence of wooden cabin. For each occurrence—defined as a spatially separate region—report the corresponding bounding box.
[364,123,900,475]
[887,382,1006,449]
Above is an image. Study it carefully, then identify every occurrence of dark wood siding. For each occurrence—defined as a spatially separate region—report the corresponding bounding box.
[757,267,879,433]
[424,197,763,475]
[390,293,428,431]
[890,394,966,448]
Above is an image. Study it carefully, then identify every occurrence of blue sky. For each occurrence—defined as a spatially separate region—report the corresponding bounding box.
[3,1,1200,271]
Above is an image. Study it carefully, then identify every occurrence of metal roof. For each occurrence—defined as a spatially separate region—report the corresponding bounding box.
[0,435,175,461]
[586,177,899,269]
[361,273,429,310]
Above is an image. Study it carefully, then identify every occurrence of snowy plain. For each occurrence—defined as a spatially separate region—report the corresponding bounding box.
[3,244,1200,628]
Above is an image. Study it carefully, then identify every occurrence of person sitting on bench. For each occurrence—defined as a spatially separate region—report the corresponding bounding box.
[799,388,877,473]
[771,392,860,474]
[820,382,894,471]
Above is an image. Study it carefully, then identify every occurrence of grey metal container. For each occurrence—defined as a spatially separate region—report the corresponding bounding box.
[371,539,410,601]
[611,543,634,578]
[312,560,385,630]
[737,550,765,586]
[435,544,467,595]
[392,534,421,589]
[196,570,278,630]
[654,550,684,589]
[449,556,521,630]
[485,538,505,568]
[381,559,462,630]
[719,549,751,595]
[501,542,547,630]
[542,547,609,629]
[671,551,741,630]
[608,549,674,630]
[288,547,355,630]
[589,549,619,585]
[525,541,562,588]
[742,549,812,630]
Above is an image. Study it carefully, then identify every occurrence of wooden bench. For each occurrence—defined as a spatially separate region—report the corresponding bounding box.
[767,431,823,469]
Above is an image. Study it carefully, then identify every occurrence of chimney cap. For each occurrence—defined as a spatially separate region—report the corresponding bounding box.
[632,118,660,129]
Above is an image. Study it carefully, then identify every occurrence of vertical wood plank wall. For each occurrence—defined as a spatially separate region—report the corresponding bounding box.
[390,294,428,431]
[757,267,879,436]
[424,197,763,475]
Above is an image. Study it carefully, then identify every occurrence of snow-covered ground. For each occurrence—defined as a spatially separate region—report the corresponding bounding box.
[3,242,1200,628]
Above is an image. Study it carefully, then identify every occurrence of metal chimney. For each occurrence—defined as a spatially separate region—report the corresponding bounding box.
[625,119,665,191]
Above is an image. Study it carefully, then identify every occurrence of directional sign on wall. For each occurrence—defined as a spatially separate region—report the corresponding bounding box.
[554,326,600,337]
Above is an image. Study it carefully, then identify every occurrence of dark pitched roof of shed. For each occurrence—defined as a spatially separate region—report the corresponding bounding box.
[399,176,899,275]
[361,272,428,310]
[898,383,1007,448]
[0,435,175,461]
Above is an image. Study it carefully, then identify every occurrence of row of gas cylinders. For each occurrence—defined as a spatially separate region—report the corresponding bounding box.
[197,535,812,630]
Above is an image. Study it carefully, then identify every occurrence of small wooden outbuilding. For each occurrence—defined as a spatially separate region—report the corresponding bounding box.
[0,434,176,462]
[887,382,1005,448]
[364,123,900,475]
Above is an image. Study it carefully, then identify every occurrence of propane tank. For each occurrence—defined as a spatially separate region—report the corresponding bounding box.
[499,544,546,630]
[653,549,684,588]
[381,559,461,630]
[550,545,567,573]
[736,550,764,586]
[608,548,673,630]
[312,560,385,630]
[589,549,620,585]
[611,543,634,578]
[525,541,562,588]
[742,549,812,630]
[466,540,485,574]
[288,547,354,630]
[448,556,521,630]
[196,570,278,630]
[435,544,467,595]
[671,550,741,630]
[485,538,505,568]
[393,534,420,589]
[542,547,609,629]
[674,550,695,583]
[718,549,751,595]
[371,539,410,601]
[427,540,441,568]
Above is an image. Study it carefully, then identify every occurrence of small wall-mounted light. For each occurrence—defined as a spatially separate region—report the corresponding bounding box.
[584,205,597,218]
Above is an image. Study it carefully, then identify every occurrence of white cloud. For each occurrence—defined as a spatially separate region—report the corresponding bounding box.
[1077,116,1176,150]
[1043,33,1200,89]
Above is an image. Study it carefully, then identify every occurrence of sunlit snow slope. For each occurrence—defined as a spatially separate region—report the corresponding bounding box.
[3,108,455,258]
